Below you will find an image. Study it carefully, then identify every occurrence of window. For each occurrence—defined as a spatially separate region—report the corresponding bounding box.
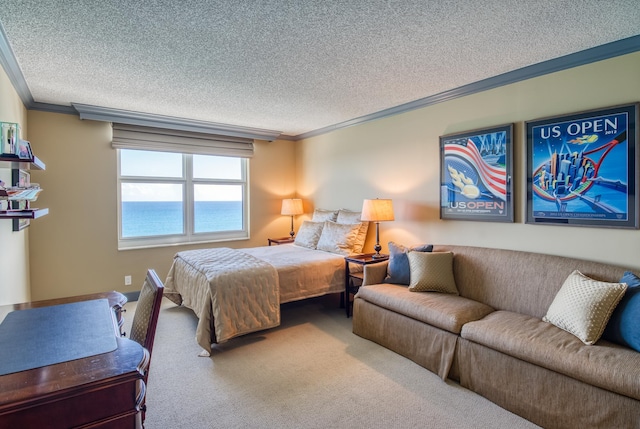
[118,149,248,249]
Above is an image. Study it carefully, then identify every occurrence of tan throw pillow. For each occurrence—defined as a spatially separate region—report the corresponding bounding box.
[407,251,458,295]
[311,208,338,222]
[293,221,325,249]
[316,221,360,255]
[336,209,369,254]
[543,270,627,345]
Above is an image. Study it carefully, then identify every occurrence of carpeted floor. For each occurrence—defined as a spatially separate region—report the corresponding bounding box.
[124,295,540,429]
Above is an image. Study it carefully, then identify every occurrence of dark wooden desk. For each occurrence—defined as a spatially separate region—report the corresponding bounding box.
[0,292,149,428]
[6,291,128,334]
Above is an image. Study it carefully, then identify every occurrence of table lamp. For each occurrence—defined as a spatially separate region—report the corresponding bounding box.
[361,198,394,259]
[281,198,304,238]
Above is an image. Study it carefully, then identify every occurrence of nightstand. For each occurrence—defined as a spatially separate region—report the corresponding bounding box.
[268,237,295,246]
[344,253,389,317]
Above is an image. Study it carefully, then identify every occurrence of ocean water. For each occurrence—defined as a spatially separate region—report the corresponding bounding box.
[122,201,243,238]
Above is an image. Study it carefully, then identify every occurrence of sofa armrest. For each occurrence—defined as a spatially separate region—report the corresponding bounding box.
[362,260,389,286]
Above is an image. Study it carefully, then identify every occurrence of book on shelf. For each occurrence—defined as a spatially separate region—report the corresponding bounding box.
[0,186,42,201]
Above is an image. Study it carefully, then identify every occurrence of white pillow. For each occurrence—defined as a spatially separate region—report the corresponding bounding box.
[543,270,627,345]
[316,221,360,255]
[294,221,325,249]
[311,208,338,222]
[336,209,362,224]
[336,209,369,254]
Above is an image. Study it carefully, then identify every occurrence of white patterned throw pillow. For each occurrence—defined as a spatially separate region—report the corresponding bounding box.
[311,208,338,222]
[543,270,627,345]
[293,221,325,249]
[336,209,369,254]
[316,221,360,255]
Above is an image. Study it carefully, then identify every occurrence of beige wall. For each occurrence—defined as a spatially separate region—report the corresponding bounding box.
[0,67,30,305]
[26,111,297,300]
[6,51,640,302]
[297,52,640,269]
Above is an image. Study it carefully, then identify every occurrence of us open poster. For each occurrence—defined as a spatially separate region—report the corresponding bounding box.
[526,104,638,228]
[440,124,513,222]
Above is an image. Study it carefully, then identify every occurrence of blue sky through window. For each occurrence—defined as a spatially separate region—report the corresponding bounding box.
[120,150,243,201]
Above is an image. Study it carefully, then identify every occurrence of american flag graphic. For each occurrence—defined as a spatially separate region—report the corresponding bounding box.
[444,139,507,200]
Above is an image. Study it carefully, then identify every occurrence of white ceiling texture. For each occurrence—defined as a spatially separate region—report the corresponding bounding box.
[0,1,639,140]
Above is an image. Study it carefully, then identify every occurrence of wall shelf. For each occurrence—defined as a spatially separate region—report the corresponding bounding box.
[0,154,48,230]
[0,155,45,170]
[0,208,48,220]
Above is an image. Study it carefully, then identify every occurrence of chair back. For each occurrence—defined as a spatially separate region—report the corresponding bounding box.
[129,269,164,357]
[129,269,163,425]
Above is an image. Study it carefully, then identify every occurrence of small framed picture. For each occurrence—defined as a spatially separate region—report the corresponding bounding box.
[13,169,30,188]
[526,103,639,228]
[16,139,33,160]
[440,124,514,222]
[12,201,30,231]
[1,122,19,156]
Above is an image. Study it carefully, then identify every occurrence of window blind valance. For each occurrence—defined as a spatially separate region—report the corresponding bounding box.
[111,124,255,158]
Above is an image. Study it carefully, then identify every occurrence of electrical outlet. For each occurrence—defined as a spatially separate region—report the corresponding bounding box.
[124,275,132,286]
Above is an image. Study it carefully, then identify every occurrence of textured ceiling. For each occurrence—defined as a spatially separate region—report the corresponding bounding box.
[1,1,639,138]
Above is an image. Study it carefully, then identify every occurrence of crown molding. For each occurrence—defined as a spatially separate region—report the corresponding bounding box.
[0,21,33,106]
[30,101,77,115]
[293,35,640,140]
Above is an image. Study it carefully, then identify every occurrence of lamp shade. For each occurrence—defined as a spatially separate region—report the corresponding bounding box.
[281,198,304,216]
[361,199,394,222]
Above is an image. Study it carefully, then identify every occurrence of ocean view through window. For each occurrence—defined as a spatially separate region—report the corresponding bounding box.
[118,149,248,249]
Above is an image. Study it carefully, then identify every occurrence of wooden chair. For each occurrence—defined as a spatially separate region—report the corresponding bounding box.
[129,269,164,357]
[129,269,164,425]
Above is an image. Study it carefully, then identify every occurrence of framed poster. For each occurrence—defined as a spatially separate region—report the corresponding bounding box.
[440,124,513,222]
[526,103,639,228]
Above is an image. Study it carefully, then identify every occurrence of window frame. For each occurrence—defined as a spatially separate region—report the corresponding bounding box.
[117,149,250,250]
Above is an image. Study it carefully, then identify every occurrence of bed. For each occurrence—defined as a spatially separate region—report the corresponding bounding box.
[164,208,369,355]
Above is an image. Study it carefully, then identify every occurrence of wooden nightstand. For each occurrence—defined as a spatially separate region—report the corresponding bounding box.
[268,237,295,246]
[344,253,389,317]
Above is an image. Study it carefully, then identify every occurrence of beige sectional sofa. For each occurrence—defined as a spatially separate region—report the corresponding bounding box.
[352,244,640,429]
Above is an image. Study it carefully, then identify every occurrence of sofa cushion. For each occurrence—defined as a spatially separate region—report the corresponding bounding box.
[355,283,493,334]
[408,251,459,295]
[431,245,629,319]
[461,310,640,401]
[543,270,627,345]
[384,241,433,285]
[603,271,640,352]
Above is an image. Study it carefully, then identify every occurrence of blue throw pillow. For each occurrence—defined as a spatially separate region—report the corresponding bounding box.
[602,271,640,352]
[384,241,433,285]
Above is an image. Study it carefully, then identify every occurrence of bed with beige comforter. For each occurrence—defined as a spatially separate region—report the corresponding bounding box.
[164,244,345,355]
